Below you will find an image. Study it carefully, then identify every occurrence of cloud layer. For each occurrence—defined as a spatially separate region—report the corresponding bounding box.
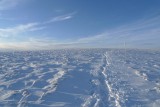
[0,4,159,50]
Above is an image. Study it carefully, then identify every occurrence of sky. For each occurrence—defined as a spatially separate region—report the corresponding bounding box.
[0,0,160,50]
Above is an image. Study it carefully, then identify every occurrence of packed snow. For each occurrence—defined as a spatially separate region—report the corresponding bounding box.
[0,49,160,107]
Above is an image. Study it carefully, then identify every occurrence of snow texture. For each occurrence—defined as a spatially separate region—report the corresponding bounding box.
[0,49,160,107]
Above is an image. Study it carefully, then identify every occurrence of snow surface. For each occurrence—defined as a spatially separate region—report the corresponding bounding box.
[0,49,160,107]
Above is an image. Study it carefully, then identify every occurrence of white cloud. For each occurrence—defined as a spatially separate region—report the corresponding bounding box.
[50,15,72,22]
[45,12,76,24]
[0,12,76,47]
[0,12,75,38]
[62,15,160,49]
[1,13,160,50]
[0,23,41,37]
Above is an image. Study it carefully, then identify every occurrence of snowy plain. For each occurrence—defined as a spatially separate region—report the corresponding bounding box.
[0,49,160,107]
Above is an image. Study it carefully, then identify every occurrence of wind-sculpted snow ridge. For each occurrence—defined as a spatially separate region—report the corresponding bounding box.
[0,49,160,107]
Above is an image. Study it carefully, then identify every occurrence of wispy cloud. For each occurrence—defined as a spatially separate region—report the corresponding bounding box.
[45,12,76,24]
[0,23,40,37]
[1,12,159,49]
[71,15,160,49]
[0,0,21,10]
[1,13,160,50]
[0,12,76,38]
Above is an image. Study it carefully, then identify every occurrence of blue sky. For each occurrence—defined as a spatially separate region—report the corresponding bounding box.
[0,0,160,50]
